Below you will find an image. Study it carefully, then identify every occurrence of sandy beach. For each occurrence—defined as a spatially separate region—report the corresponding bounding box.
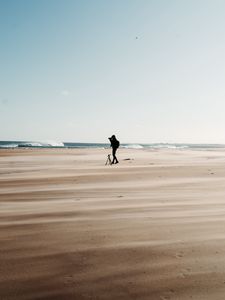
[1,147,225,300]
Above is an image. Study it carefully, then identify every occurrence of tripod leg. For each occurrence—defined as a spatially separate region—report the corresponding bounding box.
[105,154,112,165]
[105,156,110,165]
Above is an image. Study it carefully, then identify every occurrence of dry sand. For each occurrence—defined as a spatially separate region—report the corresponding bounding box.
[1,147,225,300]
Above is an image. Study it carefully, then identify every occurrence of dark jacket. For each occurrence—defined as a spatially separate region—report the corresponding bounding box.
[109,136,120,149]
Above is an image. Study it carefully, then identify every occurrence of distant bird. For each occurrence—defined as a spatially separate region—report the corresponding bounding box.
[135,36,138,39]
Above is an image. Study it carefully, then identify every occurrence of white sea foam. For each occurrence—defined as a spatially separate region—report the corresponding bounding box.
[18,141,64,148]
[122,144,144,149]
[0,143,19,148]
[145,144,189,150]
[43,140,64,147]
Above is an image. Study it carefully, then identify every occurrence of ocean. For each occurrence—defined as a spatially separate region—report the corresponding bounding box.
[0,140,225,150]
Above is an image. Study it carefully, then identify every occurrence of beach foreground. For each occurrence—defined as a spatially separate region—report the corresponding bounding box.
[1,148,225,300]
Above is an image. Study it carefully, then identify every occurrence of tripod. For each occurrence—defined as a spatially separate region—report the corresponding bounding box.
[105,154,112,165]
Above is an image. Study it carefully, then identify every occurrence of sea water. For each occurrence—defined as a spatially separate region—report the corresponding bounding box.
[0,140,225,150]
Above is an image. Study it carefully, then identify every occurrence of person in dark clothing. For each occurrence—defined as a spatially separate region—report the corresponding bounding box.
[108,135,120,164]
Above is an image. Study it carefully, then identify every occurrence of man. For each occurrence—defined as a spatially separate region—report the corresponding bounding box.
[108,135,120,164]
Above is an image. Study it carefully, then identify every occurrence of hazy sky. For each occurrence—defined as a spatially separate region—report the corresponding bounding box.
[1,0,225,143]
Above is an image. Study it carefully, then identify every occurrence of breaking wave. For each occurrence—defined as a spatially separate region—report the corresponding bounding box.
[18,141,64,148]
[0,140,64,148]
[122,144,144,149]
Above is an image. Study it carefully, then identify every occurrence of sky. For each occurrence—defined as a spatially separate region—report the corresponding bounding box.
[1,0,225,143]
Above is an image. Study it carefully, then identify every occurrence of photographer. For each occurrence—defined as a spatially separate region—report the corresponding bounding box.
[108,135,120,164]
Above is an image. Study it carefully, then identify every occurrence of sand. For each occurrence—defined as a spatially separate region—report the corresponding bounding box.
[1,147,225,300]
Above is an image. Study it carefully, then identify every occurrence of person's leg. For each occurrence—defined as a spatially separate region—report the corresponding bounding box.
[112,148,115,164]
[112,148,118,164]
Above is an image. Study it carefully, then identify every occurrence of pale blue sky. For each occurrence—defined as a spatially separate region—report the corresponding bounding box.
[1,0,225,143]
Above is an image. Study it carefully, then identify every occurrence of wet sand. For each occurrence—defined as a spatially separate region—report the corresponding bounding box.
[1,148,225,300]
